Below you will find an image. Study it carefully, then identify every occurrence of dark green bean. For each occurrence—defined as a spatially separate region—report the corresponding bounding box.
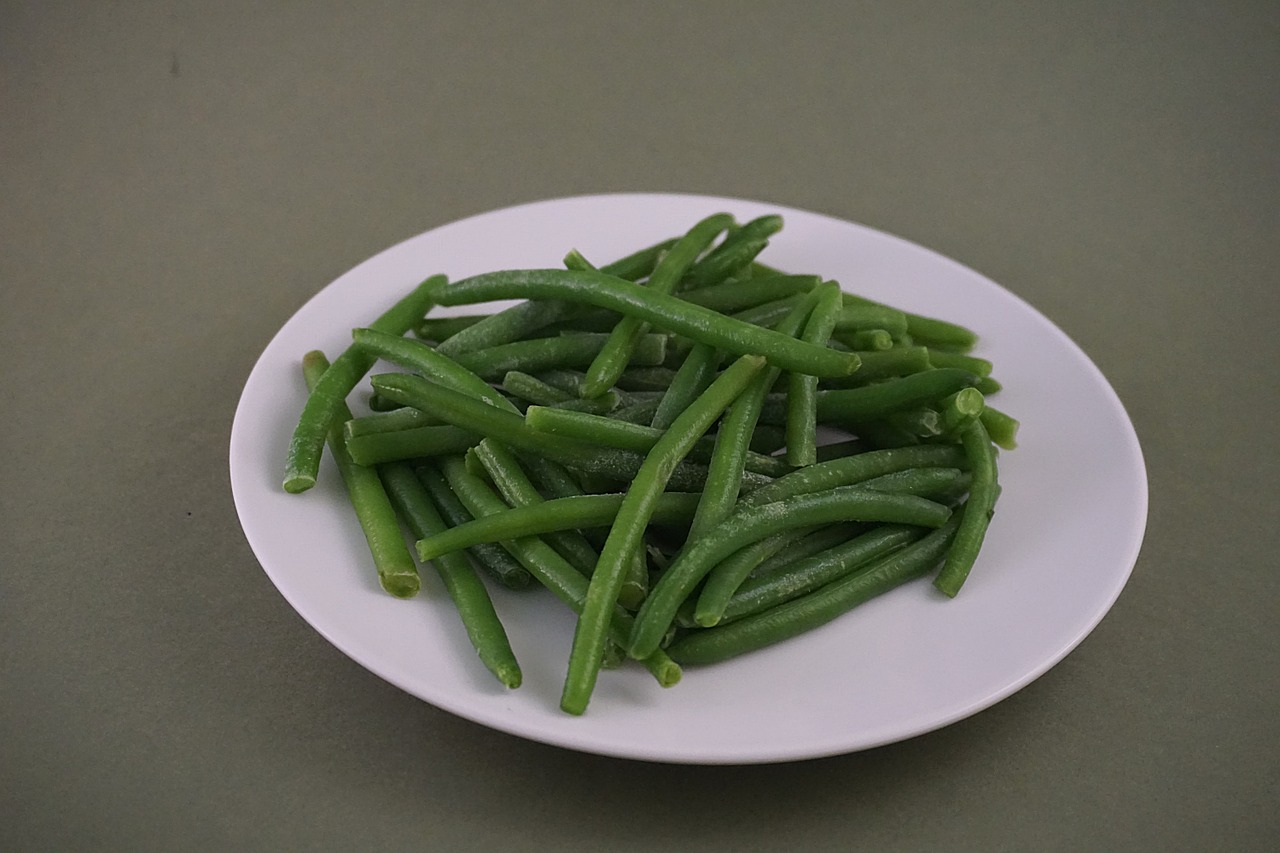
[561,354,766,715]
[583,213,734,396]
[750,522,869,580]
[614,367,679,392]
[629,487,952,656]
[426,269,862,378]
[667,517,960,665]
[501,371,619,415]
[300,351,420,597]
[379,461,521,687]
[933,419,999,597]
[283,274,441,493]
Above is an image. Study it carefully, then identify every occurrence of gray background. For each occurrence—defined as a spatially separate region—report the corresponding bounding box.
[3,2,1277,850]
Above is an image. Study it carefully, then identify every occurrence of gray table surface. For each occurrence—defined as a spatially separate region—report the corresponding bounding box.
[4,2,1276,851]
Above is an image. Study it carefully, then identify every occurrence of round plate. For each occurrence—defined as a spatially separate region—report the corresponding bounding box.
[229,193,1147,763]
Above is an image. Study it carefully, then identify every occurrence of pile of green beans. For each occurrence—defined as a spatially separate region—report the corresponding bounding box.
[281,213,1017,714]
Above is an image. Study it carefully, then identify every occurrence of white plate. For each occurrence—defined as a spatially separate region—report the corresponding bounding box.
[229,193,1147,764]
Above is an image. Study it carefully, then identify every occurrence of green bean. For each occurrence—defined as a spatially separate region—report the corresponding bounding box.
[974,375,1002,396]
[351,327,518,413]
[938,387,986,437]
[438,456,681,686]
[343,407,441,438]
[379,461,521,687]
[501,371,619,415]
[452,332,668,382]
[467,440,602,579]
[833,328,894,351]
[933,419,999,597]
[523,406,791,477]
[414,463,533,589]
[427,269,862,378]
[283,274,441,493]
[681,215,783,290]
[366,392,403,412]
[629,486,952,655]
[787,281,844,466]
[614,367,679,392]
[650,343,721,430]
[560,354,767,715]
[927,348,993,377]
[344,424,480,465]
[730,294,804,330]
[371,372,749,492]
[300,351,420,598]
[760,368,981,427]
[841,293,978,351]
[415,314,487,343]
[583,213,734,396]
[820,346,933,386]
[885,407,944,440]
[860,466,970,498]
[704,523,925,627]
[432,299,582,357]
[750,522,868,580]
[677,274,822,314]
[667,517,960,665]
[740,444,967,509]
[564,236,678,282]
[609,397,663,426]
[979,405,1020,450]
[833,303,910,338]
[688,291,822,539]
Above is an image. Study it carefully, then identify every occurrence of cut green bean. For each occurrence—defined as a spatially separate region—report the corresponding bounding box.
[681,214,783,290]
[300,351,420,598]
[820,346,933,386]
[561,354,766,715]
[415,314,487,343]
[502,371,618,415]
[678,274,822,314]
[453,332,668,382]
[352,327,518,413]
[630,486,952,656]
[933,419,999,597]
[740,444,968,508]
[650,343,721,430]
[427,269,862,379]
[667,517,960,665]
[927,348,993,377]
[979,405,1020,450]
[702,523,925,627]
[343,407,441,438]
[760,368,981,427]
[414,463,533,589]
[284,274,441,493]
[380,461,520,687]
[787,281,844,466]
[583,213,734,396]
[345,424,480,465]
[437,457,681,686]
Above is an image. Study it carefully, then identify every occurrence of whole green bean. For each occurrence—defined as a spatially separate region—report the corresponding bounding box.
[561,354,766,715]
[933,419,999,597]
[300,351,420,598]
[583,213,734,396]
[283,274,441,493]
[667,517,960,665]
[379,461,521,687]
[629,487,952,657]
[980,405,1020,450]
[426,269,862,378]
